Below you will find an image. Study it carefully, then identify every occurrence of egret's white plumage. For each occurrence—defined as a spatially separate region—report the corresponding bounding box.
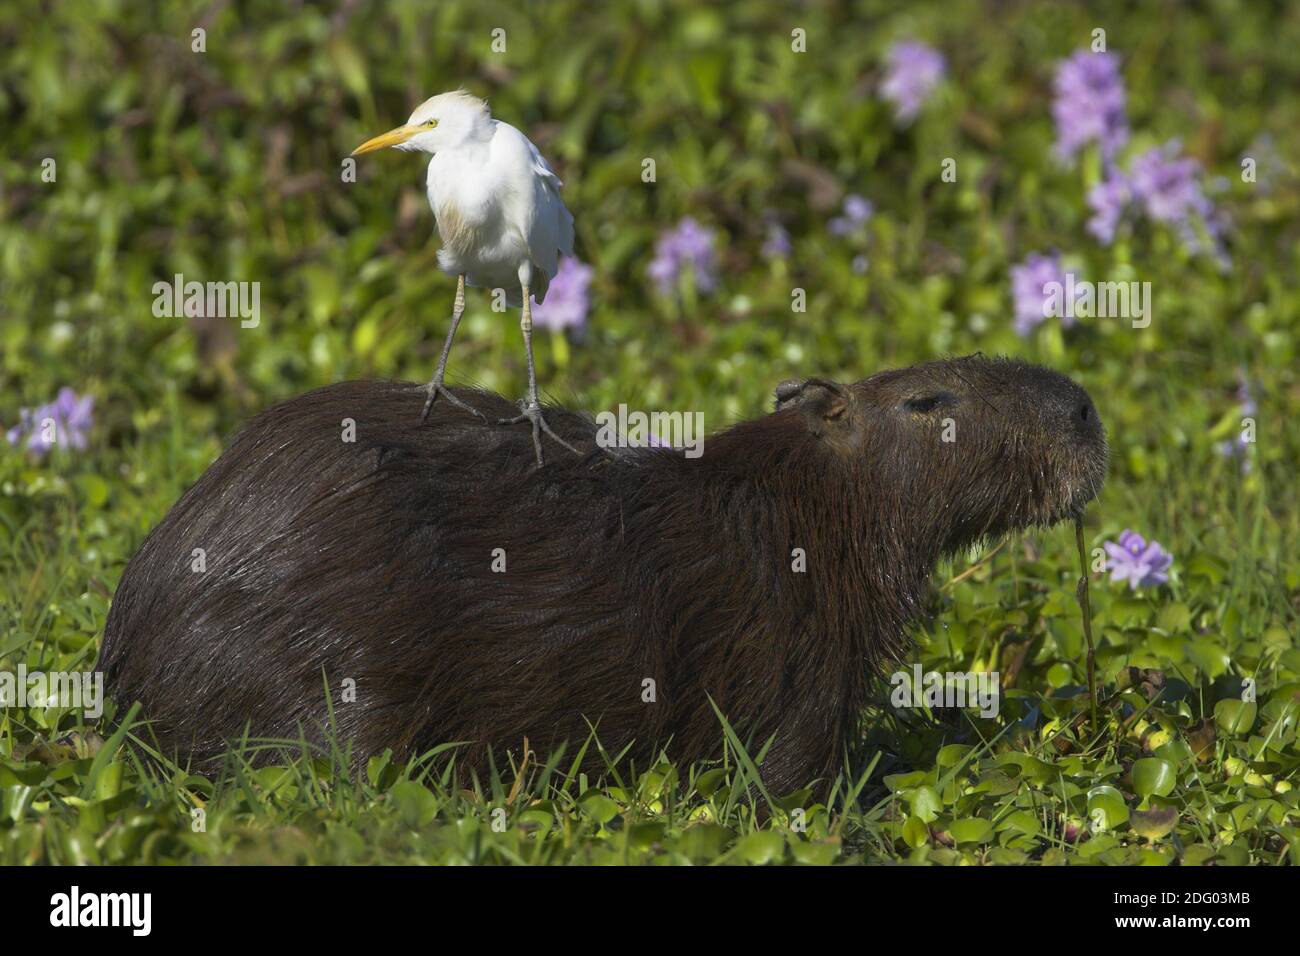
[352,91,579,464]
[396,92,574,306]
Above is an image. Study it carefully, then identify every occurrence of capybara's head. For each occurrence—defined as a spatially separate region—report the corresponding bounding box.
[775,354,1107,552]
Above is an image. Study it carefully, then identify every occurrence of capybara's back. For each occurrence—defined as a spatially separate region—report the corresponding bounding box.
[99,381,643,770]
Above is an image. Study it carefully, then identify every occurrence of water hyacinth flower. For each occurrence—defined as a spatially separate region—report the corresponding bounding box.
[761,219,792,260]
[1086,169,1131,244]
[1129,141,1228,260]
[531,256,593,331]
[6,387,94,456]
[829,194,874,236]
[1104,529,1173,590]
[1010,253,1077,337]
[1086,141,1229,264]
[880,41,946,123]
[1052,50,1128,162]
[1128,142,1214,222]
[648,217,717,295]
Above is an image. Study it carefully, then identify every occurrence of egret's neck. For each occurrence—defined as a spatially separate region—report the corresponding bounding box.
[436,120,495,157]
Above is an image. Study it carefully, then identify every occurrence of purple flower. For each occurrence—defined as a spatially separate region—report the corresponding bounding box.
[648,217,717,295]
[1086,169,1131,244]
[1126,142,1229,263]
[1084,141,1230,263]
[843,194,873,224]
[532,257,593,331]
[1010,253,1076,337]
[1052,51,1128,163]
[829,194,874,236]
[6,387,94,457]
[1128,142,1211,224]
[1103,529,1173,590]
[761,220,792,260]
[880,41,946,124]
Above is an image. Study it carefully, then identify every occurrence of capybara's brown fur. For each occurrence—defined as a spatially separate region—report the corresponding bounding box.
[98,355,1107,793]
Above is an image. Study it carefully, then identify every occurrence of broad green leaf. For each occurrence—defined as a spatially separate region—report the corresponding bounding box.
[1131,759,1177,800]
[1087,785,1130,830]
[1214,699,1257,736]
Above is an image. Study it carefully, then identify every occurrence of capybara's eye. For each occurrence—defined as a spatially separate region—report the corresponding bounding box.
[903,392,955,414]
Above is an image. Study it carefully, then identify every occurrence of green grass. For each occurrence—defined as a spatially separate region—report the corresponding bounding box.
[2,0,1298,864]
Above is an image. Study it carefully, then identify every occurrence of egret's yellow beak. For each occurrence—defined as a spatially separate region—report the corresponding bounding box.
[351,124,422,156]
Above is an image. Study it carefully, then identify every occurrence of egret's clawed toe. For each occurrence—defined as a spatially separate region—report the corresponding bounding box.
[421,379,488,423]
[497,400,580,467]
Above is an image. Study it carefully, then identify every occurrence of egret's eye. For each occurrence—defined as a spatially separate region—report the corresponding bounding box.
[421,118,438,128]
[903,392,957,414]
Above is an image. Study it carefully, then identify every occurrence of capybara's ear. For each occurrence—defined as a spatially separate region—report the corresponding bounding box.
[774,378,809,410]
[774,377,850,436]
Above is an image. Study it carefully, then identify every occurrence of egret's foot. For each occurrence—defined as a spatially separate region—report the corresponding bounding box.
[496,400,580,467]
[420,379,488,423]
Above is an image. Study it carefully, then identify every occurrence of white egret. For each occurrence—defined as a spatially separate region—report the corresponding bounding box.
[352,90,579,465]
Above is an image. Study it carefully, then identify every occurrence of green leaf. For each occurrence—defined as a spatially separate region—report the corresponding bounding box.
[0,763,49,787]
[389,780,438,828]
[734,831,785,865]
[790,840,839,865]
[999,810,1041,837]
[627,821,666,848]
[947,818,994,844]
[1156,602,1192,634]
[93,761,123,801]
[1184,552,1228,586]
[936,744,973,768]
[902,815,929,848]
[1131,758,1177,801]
[694,768,728,798]
[1109,597,1151,627]
[1187,640,1231,679]
[579,793,620,825]
[1214,699,1257,736]
[1086,785,1130,831]
[74,473,110,507]
[909,786,943,823]
[1046,662,1074,688]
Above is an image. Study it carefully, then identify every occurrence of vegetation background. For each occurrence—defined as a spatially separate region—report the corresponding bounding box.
[1,0,1297,864]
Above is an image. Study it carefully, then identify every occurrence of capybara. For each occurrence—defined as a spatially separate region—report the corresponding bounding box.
[98,355,1107,793]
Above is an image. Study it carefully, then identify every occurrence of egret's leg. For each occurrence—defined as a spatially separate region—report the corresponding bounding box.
[420,274,487,422]
[496,285,580,466]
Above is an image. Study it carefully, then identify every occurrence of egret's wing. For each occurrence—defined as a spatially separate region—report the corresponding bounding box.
[494,122,574,301]
[524,136,575,280]
[525,135,565,192]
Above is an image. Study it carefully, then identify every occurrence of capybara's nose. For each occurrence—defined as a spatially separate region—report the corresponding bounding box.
[1075,395,1103,441]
